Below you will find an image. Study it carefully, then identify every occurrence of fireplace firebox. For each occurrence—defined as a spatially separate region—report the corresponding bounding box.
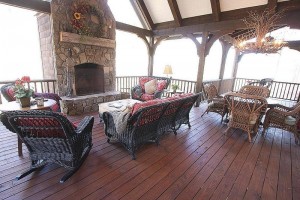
[74,63,104,96]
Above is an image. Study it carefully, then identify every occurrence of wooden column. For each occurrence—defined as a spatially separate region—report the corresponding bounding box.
[148,37,154,76]
[218,40,231,92]
[187,32,209,107]
[231,49,241,91]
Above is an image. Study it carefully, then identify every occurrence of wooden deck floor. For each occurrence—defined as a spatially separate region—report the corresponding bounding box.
[0,103,300,200]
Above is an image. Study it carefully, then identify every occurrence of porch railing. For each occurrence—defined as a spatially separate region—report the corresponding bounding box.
[116,76,197,96]
[0,79,57,104]
[233,78,300,101]
[116,76,300,102]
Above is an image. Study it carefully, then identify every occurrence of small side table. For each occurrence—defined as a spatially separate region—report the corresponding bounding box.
[165,90,184,97]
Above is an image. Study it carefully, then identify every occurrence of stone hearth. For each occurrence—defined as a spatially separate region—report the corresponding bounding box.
[50,0,118,115]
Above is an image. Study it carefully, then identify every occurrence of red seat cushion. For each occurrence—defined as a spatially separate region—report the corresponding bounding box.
[140,94,155,101]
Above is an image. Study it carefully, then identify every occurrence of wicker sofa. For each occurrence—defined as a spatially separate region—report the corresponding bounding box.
[102,93,200,159]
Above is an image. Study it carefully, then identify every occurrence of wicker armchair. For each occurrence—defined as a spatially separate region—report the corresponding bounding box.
[224,92,268,142]
[262,101,300,144]
[239,85,270,98]
[0,83,62,112]
[201,83,226,122]
[0,110,94,183]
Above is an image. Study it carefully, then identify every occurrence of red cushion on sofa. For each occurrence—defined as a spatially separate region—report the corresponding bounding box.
[132,99,164,114]
[157,80,167,92]
[140,94,155,101]
[139,77,154,90]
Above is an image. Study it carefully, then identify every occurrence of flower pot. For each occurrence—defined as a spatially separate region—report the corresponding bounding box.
[19,97,31,108]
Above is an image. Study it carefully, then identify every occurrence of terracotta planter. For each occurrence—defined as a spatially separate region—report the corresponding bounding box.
[19,97,31,108]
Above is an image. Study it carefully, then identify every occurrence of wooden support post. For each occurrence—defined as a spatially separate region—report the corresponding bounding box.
[148,37,154,76]
[187,32,209,107]
[218,40,231,93]
[231,49,241,91]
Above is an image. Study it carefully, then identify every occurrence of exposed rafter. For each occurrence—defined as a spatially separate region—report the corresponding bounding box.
[167,0,182,27]
[210,0,221,21]
[0,0,50,13]
[129,0,149,29]
[135,0,155,30]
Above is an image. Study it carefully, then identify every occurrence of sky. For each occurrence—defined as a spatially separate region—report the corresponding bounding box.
[0,4,43,81]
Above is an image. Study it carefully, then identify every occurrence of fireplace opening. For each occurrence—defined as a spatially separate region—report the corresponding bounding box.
[74,63,104,96]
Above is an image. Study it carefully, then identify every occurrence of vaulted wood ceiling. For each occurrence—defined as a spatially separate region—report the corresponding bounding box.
[1,0,300,39]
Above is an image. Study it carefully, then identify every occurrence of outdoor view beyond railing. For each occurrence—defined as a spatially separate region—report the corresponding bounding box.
[0,79,56,104]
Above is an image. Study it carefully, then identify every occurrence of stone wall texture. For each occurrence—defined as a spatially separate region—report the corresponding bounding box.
[37,13,55,80]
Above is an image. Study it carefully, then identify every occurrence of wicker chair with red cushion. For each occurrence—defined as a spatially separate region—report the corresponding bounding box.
[131,76,171,101]
[0,110,94,183]
[1,83,62,112]
[103,102,169,159]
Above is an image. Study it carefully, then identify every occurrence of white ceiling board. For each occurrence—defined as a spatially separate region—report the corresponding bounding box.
[144,0,174,23]
[220,0,268,12]
[177,0,212,18]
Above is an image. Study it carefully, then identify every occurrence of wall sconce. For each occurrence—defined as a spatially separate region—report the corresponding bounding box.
[163,65,173,77]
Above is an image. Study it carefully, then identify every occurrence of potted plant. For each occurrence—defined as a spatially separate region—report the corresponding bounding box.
[171,84,179,92]
[14,76,34,107]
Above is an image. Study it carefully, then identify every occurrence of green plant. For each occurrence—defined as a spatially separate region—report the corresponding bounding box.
[14,76,34,98]
[171,84,179,91]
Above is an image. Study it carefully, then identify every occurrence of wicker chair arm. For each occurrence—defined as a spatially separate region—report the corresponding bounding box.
[273,104,293,112]
[75,116,94,135]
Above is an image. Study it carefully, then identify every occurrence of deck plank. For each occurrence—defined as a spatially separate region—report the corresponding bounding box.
[0,104,299,200]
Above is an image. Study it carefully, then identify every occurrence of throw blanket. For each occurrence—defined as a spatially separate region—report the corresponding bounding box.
[110,110,131,134]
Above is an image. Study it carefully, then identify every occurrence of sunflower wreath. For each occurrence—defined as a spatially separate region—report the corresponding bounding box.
[70,0,104,37]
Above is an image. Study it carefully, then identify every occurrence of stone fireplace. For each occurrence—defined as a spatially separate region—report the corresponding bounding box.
[50,0,121,115]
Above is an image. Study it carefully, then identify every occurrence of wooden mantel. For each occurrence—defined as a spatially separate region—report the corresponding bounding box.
[60,32,116,48]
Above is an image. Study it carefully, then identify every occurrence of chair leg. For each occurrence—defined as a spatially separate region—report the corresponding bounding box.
[60,146,92,183]
[247,131,252,143]
[225,127,230,135]
[16,160,46,180]
[201,108,209,117]
[16,168,39,180]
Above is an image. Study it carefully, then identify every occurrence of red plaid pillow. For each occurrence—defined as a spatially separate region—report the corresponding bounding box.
[139,77,154,90]
[157,80,167,92]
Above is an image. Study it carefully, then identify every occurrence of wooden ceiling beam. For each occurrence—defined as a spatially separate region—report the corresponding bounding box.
[167,0,182,27]
[154,19,243,37]
[116,22,153,37]
[210,0,221,21]
[135,0,155,30]
[0,0,50,13]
